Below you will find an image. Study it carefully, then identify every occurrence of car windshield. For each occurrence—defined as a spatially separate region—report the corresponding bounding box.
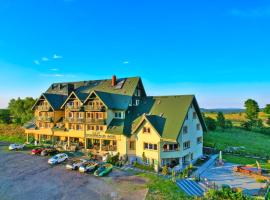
[52,156,58,159]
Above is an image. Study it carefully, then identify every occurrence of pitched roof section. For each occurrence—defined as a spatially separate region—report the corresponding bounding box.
[46,76,142,97]
[94,91,132,110]
[32,93,68,110]
[130,95,206,141]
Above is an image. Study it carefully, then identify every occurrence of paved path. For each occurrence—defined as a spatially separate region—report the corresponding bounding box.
[200,162,267,196]
[176,179,205,197]
[192,154,218,177]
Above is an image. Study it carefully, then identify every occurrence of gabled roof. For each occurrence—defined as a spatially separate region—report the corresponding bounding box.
[130,95,206,141]
[32,93,68,110]
[60,91,84,109]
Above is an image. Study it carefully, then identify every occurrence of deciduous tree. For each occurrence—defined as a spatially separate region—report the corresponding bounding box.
[216,112,226,130]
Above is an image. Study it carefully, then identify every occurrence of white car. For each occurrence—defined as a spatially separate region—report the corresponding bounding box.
[8,144,24,150]
[66,159,87,170]
[48,153,68,165]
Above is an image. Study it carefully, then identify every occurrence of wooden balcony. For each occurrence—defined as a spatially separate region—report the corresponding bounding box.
[85,118,106,125]
[36,116,54,122]
[84,105,105,111]
[66,105,82,111]
[37,105,51,111]
[65,118,85,123]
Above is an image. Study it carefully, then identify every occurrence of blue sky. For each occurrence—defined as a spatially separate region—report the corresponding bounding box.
[0,0,270,108]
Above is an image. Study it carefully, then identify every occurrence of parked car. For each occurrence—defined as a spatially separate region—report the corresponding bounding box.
[94,163,113,176]
[31,147,45,155]
[48,153,68,165]
[66,159,87,170]
[41,147,58,156]
[79,161,99,173]
[8,144,24,151]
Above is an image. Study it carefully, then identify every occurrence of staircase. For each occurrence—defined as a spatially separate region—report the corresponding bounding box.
[176,179,205,197]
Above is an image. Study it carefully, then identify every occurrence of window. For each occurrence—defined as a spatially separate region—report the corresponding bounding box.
[193,112,197,119]
[143,127,151,133]
[135,99,140,106]
[79,113,83,119]
[144,142,157,150]
[98,113,103,119]
[197,137,202,144]
[183,126,188,134]
[183,141,190,150]
[76,124,80,130]
[39,112,42,117]
[114,112,123,118]
[196,124,201,130]
[68,112,73,118]
[129,141,135,150]
[100,126,103,131]
[163,143,179,151]
[185,114,188,120]
[87,113,91,118]
[191,153,194,161]
[96,126,100,131]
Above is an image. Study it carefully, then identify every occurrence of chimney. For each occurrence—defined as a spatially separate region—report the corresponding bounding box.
[112,75,116,87]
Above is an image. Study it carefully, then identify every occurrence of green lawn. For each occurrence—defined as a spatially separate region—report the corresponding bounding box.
[204,128,270,157]
[223,155,270,169]
[137,173,190,200]
[0,135,25,143]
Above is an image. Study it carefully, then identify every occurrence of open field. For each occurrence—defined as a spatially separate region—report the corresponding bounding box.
[204,111,270,127]
[204,128,270,167]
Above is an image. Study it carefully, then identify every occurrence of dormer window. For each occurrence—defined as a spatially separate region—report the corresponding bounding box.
[114,112,123,119]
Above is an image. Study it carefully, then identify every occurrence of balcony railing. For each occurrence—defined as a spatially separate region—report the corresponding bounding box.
[101,145,117,151]
[36,116,54,122]
[66,105,82,111]
[37,105,51,111]
[65,118,85,123]
[85,118,106,125]
[84,105,105,111]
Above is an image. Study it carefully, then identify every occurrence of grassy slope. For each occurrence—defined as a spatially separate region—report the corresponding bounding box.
[138,173,190,200]
[205,112,270,127]
[204,128,270,157]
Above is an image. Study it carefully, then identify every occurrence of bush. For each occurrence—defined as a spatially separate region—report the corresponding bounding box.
[133,161,154,171]
[162,166,168,175]
[106,153,120,166]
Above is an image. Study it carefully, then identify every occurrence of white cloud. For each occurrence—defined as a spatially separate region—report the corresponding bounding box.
[53,54,63,59]
[123,61,129,64]
[33,60,40,65]
[42,57,49,61]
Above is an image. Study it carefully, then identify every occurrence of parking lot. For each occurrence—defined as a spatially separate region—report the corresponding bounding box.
[0,142,148,200]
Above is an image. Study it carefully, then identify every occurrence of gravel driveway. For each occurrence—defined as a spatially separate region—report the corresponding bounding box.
[0,142,148,200]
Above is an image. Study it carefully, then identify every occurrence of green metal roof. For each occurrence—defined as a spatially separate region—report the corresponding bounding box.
[106,118,125,135]
[130,95,206,141]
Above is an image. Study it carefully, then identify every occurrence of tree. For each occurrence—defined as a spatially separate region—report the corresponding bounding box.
[244,99,259,123]
[216,112,226,130]
[225,120,233,129]
[264,104,270,114]
[8,97,36,124]
[266,117,270,126]
[204,116,217,131]
[0,109,11,124]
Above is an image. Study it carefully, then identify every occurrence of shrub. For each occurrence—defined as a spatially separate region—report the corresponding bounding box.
[133,161,154,171]
[107,153,120,166]
[162,166,168,176]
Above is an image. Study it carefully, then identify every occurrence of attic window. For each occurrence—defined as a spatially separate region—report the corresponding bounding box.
[115,79,126,89]
[143,127,151,133]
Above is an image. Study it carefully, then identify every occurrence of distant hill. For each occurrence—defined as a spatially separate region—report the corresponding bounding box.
[201,108,245,114]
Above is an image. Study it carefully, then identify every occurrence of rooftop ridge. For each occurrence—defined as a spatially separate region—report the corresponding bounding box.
[50,76,140,85]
